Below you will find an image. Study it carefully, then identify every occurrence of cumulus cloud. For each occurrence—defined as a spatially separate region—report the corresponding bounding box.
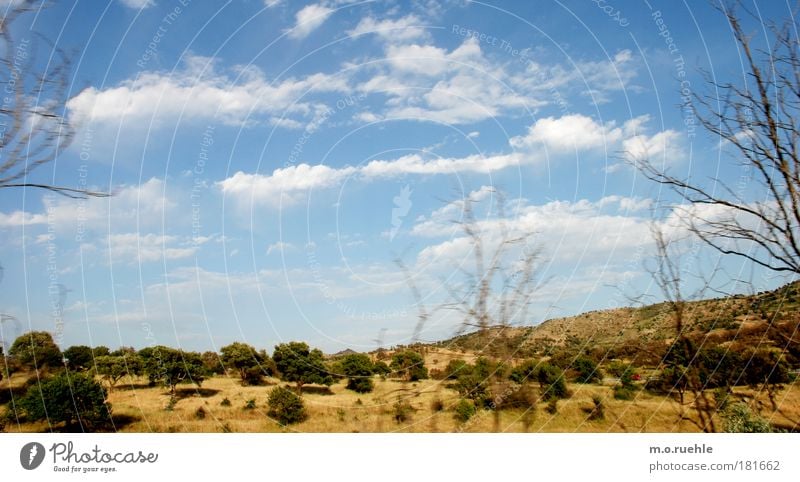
[66,55,349,128]
[347,15,428,42]
[106,233,198,263]
[287,3,334,39]
[119,0,154,9]
[219,164,358,207]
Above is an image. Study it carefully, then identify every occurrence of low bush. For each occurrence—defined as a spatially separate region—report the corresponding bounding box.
[453,399,476,423]
[267,387,307,425]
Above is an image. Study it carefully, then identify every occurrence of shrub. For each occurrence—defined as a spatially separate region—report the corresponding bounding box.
[18,372,111,429]
[453,399,476,423]
[220,397,231,407]
[443,359,470,380]
[722,402,772,433]
[431,399,445,412]
[571,356,602,384]
[267,386,307,425]
[195,406,206,420]
[372,360,391,376]
[392,400,414,423]
[340,353,375,393]
[509,359,539,384]
[537,363,569,401]
[545,398,558,414]
[492,382,538,410]
[244,398,256,410]
[390,351,428,381]
[346,377,374,393]
[613,385,635,401]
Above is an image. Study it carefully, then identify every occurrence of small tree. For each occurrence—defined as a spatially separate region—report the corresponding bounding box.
[9,331,62,369]
[390,350,428,382]
[272,342,333,393]
[18,372,111,430]
[94,354,142,389]
[63,345,94,371]
[743,349,791,410]
[340,353,375,393]
[536,363,568,401]
[138,346,206,394]
[201,351,226,375]
[267,386,308,425]
[220,342,272,385]
[571,356,602,384]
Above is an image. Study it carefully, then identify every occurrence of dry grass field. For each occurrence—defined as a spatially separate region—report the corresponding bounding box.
[3,367,798,433]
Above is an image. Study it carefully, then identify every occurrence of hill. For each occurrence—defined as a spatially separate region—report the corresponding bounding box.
[430,281,800,361]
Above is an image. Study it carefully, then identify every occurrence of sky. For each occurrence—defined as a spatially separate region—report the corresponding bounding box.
[0,0,796,354]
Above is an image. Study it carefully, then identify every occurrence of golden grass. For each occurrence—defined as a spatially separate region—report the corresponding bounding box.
[3,371,798,433]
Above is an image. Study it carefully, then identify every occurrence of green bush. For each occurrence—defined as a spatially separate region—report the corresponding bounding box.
[9,331,62,369]
[345,377,374,393]
[340,353,375,393]
[18,372,111,429]
[571,356,602,384]
[537,363,569,401]
[244,398,256,410]
[267,386,307,425]
[613,385,635,401]
[453,399,476,422]
[509,359,539,384]
[722,402,772,433]
[390,351,428,381]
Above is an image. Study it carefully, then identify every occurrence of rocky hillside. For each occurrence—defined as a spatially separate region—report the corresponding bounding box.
[432,281,800,358]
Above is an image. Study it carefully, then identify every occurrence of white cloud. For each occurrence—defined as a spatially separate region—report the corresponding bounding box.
[119,0,154,8]
[510,114,623,152]
[106,233,197,263]
[218,164,358,207]
[348,15,427,42]
[287,4,333,40]
[623,129,682,163]
[267,241,295,255]
[0,210,48,227]
[66,55,349,129]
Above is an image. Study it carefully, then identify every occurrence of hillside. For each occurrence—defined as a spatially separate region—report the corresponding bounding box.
[432,281,800,359]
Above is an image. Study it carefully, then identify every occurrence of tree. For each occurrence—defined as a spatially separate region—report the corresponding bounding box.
[138,346,206,394]
[9,331,61,369]
[18,372,111,430]
[633,2,800,275]
[536,363,568,401]
[340,353,375,393]
[0,1,108,198]
[570,356,602,384]
[94,354,142,389]
[63,345,93,371]
[220,342,272,385]
[272,342,333,393]
[390,350,428,382]
[267,386,308,425]
[742,349,791,410]
[201,350,225,375]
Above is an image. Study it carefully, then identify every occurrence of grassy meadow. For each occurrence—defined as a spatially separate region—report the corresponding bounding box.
[3,347,798,433]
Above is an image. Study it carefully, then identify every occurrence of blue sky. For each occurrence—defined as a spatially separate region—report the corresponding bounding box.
[0,0,795,354]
